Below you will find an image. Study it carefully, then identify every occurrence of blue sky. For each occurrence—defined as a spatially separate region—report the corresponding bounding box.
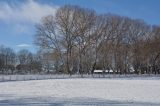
[0,0,160,53]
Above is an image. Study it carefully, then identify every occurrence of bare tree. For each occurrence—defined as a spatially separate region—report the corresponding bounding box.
[34,5,160,75]
[147,26,160,74]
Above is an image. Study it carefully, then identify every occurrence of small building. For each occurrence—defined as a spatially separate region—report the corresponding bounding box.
[94,69,114,74]
[94,70,103,73]
[105,70,114,73]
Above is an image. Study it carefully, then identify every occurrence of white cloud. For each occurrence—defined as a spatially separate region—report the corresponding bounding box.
[0,0,58,23]
[17,44,31,48]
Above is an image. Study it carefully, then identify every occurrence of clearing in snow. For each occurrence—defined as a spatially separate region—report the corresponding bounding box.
[0,78,160,106]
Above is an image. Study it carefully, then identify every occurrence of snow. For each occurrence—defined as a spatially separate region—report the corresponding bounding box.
[94,70,103,73]
[105,70,114,73]
[0,78,160,105]
[94,70,114,73]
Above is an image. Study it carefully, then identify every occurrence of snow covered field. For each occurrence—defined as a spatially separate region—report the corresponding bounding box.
[0,78,160,106]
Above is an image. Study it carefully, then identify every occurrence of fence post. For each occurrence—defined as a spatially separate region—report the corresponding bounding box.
[2,75,4,82]
[10,75,11,81]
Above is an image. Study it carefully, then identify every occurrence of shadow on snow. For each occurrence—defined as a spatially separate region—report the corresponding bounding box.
[0,96,159,106]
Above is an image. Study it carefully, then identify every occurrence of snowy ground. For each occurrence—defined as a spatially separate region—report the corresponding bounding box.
[0,78,160,106]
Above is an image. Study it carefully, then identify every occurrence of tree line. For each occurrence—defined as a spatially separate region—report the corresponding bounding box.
[35,5,160,75]
[1,5,160,75]
[0,46,43,74]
